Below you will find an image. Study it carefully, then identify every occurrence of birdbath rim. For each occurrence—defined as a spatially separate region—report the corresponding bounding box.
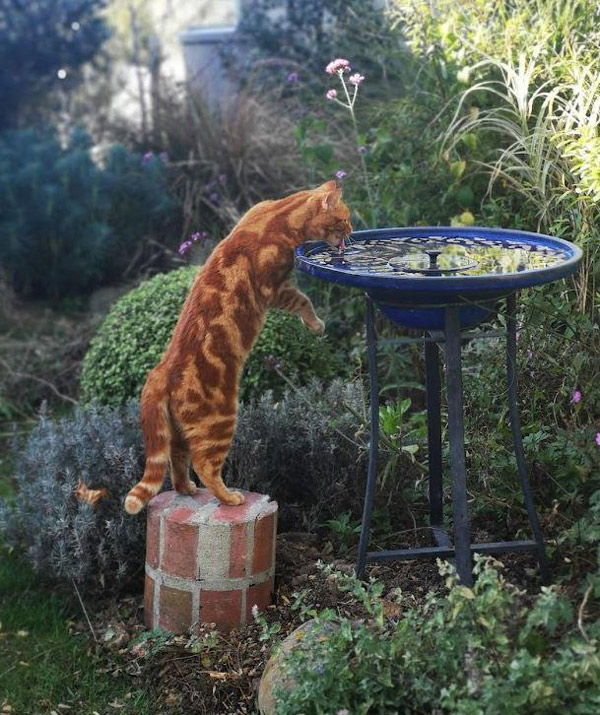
[294,225,582,294]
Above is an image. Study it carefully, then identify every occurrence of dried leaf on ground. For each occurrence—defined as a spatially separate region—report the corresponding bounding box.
[75,480,109,507]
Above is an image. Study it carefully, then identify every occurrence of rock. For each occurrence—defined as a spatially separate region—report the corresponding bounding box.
[258,620,338,715]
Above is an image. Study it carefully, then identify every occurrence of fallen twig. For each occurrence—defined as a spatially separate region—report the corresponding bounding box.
[72,579,98,645]
[577,583,593,642]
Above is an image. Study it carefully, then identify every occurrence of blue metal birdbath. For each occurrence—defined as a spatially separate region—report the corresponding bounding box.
[295,226,581,330]
[295,226,582,586]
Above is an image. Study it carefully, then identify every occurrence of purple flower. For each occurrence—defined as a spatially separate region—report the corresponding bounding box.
[348,73,365,86]
[571,390,582,404]
[326,89,338,101]
[527,349,534,361]
[286,72,299,85]
[596,432,600,447]
[159,151,169,163]
[325,58,351,75]
[209,192,220,205]
[218,174,227,185]
[357,146,367,155]
[335,170,347,180]
[141,151,153,167]
[265,355,282,371]
[178,240,193,256]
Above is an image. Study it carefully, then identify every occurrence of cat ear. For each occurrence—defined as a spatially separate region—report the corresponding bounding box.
[320,188,342,211]
[308,181,342,211]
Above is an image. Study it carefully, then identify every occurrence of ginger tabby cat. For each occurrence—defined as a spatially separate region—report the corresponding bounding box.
[124,181,352,513]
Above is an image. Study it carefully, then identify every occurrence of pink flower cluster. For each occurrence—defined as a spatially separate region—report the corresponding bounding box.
[324,58,365,101]
[569,389,600,447]
[325,58,350,75]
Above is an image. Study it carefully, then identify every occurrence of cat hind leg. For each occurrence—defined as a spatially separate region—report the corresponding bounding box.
[188,427,244,506]
[170,437,196,496]
[196,462,245,506]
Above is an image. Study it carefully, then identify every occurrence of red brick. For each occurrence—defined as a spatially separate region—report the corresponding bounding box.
[144,573,155,629]
[200,589,243,631]
[252,512,276,575]
[246,578,274,622]
[146,507,161,569]
[168,506,195,524]
[159,584,193,633]
[162,509,198,578]
[229,522,248,578]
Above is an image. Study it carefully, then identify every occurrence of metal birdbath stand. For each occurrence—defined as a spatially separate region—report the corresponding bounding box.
[295,227,582,586]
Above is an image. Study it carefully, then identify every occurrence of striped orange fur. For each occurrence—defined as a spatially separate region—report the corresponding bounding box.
[124,181,352,514]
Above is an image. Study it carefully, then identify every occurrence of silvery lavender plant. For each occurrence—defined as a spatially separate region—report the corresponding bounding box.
[227,379,367,529]
[0,401,147,593]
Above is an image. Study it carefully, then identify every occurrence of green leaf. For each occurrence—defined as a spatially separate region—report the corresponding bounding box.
[401,444,419,455]
[450,160,466,179]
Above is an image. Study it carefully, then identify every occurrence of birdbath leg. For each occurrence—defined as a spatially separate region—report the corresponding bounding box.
[505,294,551,584]
[425,340,444,533]
[356,295,379,580]
[444,306,473,586]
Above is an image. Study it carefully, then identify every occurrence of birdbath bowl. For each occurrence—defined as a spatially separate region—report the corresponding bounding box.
[295,227,582,330]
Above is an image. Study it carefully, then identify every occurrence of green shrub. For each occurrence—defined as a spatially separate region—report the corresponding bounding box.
[457,290,600,528]
[273,559,600,714]
[81,267,348,406]
[0,402,146,593]
[0,126,177,299]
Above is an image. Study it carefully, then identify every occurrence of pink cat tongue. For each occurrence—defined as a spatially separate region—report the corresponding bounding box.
[338,238,346,251]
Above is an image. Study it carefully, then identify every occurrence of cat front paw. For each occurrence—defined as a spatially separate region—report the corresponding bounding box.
[221,490,245,506]
[305,317,326,336]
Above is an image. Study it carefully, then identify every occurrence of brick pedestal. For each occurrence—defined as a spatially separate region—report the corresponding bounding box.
[144,489,277,632]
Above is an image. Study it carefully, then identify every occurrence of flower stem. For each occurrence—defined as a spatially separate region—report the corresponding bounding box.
[338,73,376,224]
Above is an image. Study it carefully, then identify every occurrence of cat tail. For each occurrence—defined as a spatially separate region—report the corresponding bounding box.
[124,373,171,515]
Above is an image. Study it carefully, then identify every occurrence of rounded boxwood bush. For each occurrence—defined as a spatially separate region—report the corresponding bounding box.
[81,267,347,406]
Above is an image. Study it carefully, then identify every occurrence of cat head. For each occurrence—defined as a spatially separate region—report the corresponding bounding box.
[303,181,353,248]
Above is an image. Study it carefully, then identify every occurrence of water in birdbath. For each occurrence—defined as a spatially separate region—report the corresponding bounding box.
[307,235,567,278]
